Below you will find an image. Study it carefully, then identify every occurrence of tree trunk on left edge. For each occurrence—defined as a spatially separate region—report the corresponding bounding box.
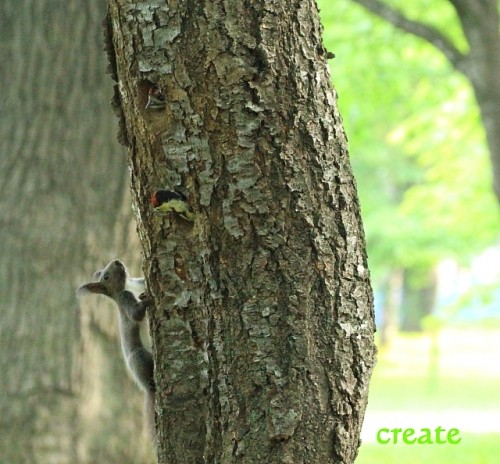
[0,1,150,463]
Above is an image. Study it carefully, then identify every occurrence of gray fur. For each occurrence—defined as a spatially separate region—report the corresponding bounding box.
[77,260,156,443]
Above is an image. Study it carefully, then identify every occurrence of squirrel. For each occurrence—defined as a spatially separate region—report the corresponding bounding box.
[77,259,156,445]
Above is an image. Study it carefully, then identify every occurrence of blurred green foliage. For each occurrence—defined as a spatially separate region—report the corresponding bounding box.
[317,0,500,285]
[358,329,500,463]
[316,4,500,462]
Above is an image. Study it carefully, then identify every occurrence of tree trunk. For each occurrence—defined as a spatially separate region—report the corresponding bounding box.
[379,269,404,346]
[454,0,500,202]
[0,1,148,462]
[106,1,376,463]
[400,268,436,332]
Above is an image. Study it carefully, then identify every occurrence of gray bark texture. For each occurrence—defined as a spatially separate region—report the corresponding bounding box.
[0,1,149,462]
[105,0,376,463]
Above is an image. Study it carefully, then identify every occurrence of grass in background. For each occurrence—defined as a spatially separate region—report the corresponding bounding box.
[357,329,500,463]
[357,433,500,464]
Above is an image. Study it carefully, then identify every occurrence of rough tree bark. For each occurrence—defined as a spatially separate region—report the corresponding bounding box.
[351,0,500,204]
[0,1,148,462]
[106,1,376,463]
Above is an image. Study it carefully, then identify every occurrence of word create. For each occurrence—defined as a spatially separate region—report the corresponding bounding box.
[377,427,461,445]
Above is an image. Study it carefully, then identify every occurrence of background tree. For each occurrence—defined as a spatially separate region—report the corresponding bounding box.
[0,1,149,462]
[105,0,376,463]
[350,0,500,203]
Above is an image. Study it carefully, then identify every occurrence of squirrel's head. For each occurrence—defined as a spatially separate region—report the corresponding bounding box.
[77,259,128,298]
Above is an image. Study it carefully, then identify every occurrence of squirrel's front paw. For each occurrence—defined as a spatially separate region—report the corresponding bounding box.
[139,293,153,306]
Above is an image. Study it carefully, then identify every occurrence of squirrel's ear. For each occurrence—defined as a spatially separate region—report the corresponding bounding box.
[77,282,109,297]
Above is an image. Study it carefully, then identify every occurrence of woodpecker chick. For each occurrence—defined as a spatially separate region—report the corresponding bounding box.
[145,86,165,110]
[150,190,194,222]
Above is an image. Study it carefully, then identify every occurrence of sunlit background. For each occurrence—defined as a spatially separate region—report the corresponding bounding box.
[318,1,500,462]
[1,1,497,462]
